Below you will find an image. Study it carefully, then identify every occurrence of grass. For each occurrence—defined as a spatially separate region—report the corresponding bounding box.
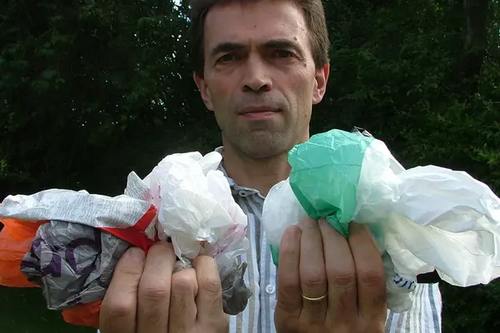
[0,286,94,333]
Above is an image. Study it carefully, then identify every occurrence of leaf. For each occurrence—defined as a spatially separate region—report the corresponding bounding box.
[42,69,57,80]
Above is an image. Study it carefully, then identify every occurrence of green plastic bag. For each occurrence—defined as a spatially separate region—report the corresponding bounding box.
[288,129,374,237]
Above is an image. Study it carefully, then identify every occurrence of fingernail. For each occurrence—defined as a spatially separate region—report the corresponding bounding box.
[299,217,317,229]
[126,247,145,261]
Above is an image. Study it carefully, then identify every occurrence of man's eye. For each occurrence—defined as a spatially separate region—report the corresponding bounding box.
[218,53,235,62]
[273,50,294,58]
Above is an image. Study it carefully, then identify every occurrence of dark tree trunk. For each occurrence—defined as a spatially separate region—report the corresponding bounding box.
[457,0,490,93]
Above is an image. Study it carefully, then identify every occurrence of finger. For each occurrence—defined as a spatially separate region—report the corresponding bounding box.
[348,223,387,324]
[318,219,357,324]
[192,255,224,326]
[299,218,328,323]
[169,268,198,332]
[276,225,302,319]
[100,247,145,333]
[137,242,176,333]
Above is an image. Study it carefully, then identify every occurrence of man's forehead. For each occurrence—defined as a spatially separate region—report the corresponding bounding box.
[203,0,308,49]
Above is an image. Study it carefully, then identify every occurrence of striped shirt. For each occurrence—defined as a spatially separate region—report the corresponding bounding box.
[216,147,443,333]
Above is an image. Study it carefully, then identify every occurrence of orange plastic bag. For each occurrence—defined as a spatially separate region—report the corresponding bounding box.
[0,218,46,287]
[62,300,102,328]
[0,218,101,328]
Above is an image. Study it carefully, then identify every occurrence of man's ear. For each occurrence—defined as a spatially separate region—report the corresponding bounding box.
[312,63,330,105]
[193,72,214,111]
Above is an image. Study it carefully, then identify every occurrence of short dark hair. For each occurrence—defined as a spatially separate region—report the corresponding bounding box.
[189,0,330,78]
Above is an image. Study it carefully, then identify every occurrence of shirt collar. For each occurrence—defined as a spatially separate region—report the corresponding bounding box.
[215,146,264,199]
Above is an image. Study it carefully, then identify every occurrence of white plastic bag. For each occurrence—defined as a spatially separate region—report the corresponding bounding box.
[139,151,249,267]
[262,129,500,312]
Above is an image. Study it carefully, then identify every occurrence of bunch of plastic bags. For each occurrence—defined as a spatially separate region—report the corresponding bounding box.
[262,128,500,312]
[0,151,252,328]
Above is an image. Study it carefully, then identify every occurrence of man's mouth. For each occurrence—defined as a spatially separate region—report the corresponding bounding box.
[238,106,280,120]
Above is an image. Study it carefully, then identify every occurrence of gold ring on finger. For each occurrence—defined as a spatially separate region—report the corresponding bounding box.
[301,292,327,302]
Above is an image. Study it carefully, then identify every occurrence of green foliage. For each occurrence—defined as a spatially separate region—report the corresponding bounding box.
[0,0,211,197]
[440,283,500,332]
[0,0,499,332]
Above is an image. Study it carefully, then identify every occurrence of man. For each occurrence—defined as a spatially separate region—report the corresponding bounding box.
[98,0,443,332]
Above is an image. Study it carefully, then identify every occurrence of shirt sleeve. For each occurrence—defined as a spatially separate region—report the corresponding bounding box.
[384,283,443,333]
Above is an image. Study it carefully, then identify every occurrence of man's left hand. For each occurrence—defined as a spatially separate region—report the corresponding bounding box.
[274,218,387,333]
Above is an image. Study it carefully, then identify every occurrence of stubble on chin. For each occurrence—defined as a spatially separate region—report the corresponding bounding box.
[230,128,294,159]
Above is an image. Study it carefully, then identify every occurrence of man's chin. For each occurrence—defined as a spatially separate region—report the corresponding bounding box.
[239,138,290,160]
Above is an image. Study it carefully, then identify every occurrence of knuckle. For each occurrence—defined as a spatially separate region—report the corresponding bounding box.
[139,280,171,303]
[280,282,297,296]
[102,298,135,320]
[171,271,197,294]
[199,275,221,295]
[359,267,384,287]
[329,270,356,288]
[301,272,326,290]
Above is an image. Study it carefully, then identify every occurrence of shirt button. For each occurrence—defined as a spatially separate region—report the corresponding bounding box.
[265,284,275,294]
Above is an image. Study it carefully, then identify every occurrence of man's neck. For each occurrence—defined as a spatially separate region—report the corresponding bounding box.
[221,145,291,197]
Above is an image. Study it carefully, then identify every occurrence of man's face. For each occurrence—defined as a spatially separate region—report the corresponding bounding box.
[194,0,329,159]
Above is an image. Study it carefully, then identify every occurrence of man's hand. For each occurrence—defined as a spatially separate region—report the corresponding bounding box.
[275,218,387,333]
[99,242,229,333]
[168,256,229,332]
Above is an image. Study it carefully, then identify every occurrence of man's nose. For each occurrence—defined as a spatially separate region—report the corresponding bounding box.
[241,56,272,92]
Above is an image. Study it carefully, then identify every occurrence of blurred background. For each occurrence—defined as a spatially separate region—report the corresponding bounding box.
[0,0,499,332]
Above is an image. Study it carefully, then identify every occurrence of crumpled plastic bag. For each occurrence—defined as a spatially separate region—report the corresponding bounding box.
[262,128,500,312]
[0,151,252,327]
[143,151,249,268]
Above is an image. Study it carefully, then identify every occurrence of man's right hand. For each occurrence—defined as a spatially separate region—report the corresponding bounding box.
[99,242,229,333]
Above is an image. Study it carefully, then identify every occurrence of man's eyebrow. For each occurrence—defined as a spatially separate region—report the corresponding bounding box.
[262,38,305,57]
[210,42,246,58]
[210,38,305,58]
[262,38,301,51]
